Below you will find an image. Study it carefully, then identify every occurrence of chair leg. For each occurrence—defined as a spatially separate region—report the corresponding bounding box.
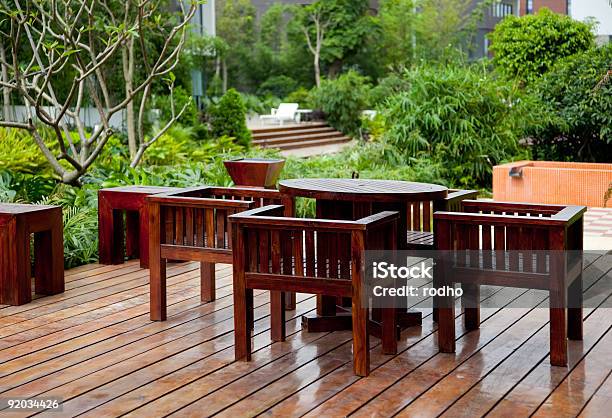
[568,275,583,341]
[352,302,370,377]
[381,307,397,355]
[150,257,167,321]
[34,219,64,296]
[462,283,480,331]
[235,286,253,361]
[271,291,286,342]
[284,291,296,310]
[201,262,216,302]
[437,306,455,353]
[0,218,30,306]
[125,210,140,261]
[549,306,568,367]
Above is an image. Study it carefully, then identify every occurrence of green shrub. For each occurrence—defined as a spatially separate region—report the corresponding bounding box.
[528,44,612,162]
[489,8,594,83]
[311,70,371,136]
[240,93,282,115]
[284,87,313,108]
[209,88,252,147]
[0,128,51,174]
[257,75,298,98]
[369,73,410,106]
[381,65,537,187]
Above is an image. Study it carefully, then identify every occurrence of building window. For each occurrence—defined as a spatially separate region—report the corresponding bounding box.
[567,0,571,15]
[489,1,514,18]
[526,0,533,14]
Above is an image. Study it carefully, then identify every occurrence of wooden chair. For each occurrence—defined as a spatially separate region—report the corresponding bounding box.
[229,205,400,377]
[147,186,293,321]
[433,200,586,366]
[405,189,479,249]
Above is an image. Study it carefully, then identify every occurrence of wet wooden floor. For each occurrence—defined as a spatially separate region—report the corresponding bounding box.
[0,254,611,417]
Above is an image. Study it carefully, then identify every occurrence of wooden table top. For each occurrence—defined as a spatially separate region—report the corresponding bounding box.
[279,178,448,202]
[0,203,59,214]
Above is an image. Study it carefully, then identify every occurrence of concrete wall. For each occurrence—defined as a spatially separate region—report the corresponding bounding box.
[570,0,612,37]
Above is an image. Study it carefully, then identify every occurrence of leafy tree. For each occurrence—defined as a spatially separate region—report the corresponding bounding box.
[209,88,252,147]
[297,0,374,84]
[0,0,197,183]
[489,8,595,83]
[375,0,417,70]
[215,0,257,91]
[381,65,543,187]
[311,70,371,136]
[528,44,612,162]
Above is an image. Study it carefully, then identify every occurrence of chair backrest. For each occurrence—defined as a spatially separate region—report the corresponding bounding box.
[147,187,292,261]
[433,200,585,278]
[402,189,478,233]
[275,103,299,119]
[229,205,398,288]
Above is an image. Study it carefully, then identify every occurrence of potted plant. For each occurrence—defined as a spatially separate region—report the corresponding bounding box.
[223,158,285,189]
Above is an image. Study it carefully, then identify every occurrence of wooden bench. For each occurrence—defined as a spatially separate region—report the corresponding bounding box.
[433,200,586,366]
[0,203,64,305]
[229,205,400,377]
[147,186,293,321]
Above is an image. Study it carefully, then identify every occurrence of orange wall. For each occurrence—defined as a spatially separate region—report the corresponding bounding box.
[493,161,612,207]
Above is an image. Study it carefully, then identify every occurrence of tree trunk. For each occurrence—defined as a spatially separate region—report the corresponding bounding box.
[222,59,228,93]
[314,53,321,87]
[123,39,137,159]
[0,45,10,121]
[328,59,343,79]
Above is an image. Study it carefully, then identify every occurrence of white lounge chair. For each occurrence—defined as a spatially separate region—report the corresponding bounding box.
[259,103,299,126]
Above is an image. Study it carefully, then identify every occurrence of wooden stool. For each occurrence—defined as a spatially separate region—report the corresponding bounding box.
[98,186,181,269]
[0,203,64,305]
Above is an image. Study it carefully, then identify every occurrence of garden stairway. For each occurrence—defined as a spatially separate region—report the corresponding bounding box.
[251,122,351,151]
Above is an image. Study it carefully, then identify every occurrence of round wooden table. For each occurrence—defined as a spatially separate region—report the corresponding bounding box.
[279,178,449,333]
[279,178,448,248]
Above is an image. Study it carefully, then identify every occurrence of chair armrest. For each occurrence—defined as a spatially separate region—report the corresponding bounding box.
[551,205,587,226]
[229,205,380,231]
[460,200,566,216]
[356,211,399,228]
[147,195,253,210]
[206,187,282,200]
[447,189,479,202]
[434,210,577,227]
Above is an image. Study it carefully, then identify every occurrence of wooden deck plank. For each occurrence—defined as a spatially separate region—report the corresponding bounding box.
[0,283,270,395]
[438,259,612,417]
[76,301,321,417]
[0,265,207,337]
[32,296,316,417]
[0,255,609,418]
[254,285,508,417]
[532,326,612,418]
[579,370,612,418]
[0,262,203,321]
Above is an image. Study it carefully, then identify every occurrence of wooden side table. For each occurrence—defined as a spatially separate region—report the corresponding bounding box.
[98,186,182,269]
[0,203,64,305]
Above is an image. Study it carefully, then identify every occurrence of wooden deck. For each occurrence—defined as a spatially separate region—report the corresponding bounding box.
[0,253,611,417]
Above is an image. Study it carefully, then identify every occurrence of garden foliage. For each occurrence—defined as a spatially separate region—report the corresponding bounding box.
[380,65,536,185]
[528,44,612,162]
[489,8,594,83]
[311,71,371,136]
[209,89,252,147]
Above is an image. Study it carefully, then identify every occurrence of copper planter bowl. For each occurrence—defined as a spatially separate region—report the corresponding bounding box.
[223,158,285,189]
